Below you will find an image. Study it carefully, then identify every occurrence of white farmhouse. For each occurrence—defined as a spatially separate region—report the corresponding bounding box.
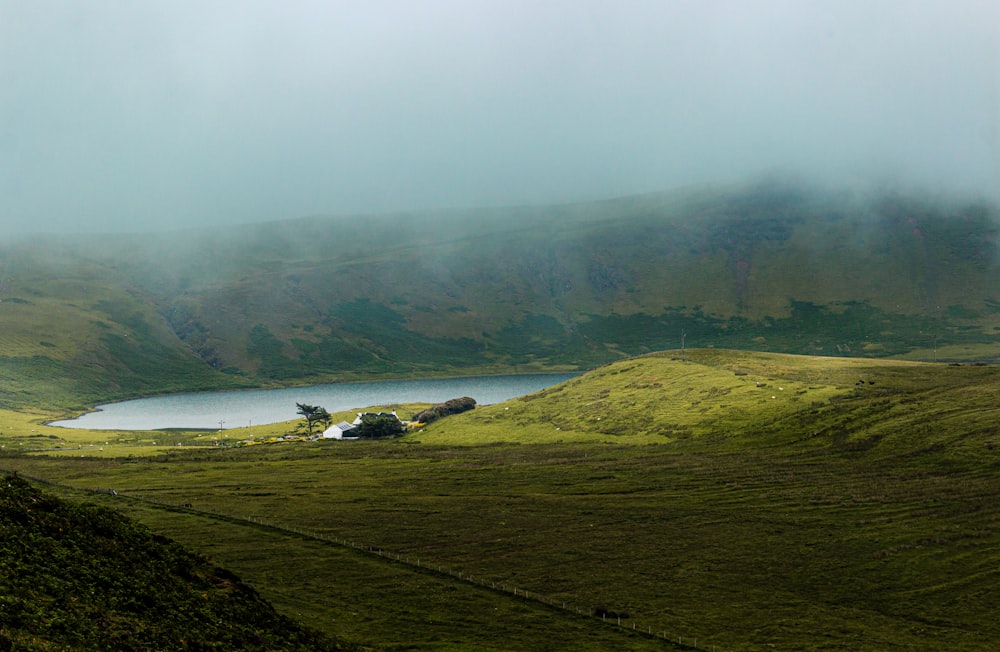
[321,421,357,439]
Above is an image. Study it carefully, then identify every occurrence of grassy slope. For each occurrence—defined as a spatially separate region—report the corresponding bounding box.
[2,181,999,415]
[0,473,353,651]
[0,243,253,411]
[415,348,997,448]
[165,184,998,368]
[7,350,1000,650]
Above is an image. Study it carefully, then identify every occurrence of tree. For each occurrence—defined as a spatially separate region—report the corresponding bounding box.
[295,403,332,437]
[412,396,476,424]
[354,414,405,439]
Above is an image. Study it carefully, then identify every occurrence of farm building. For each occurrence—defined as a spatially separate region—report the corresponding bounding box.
[321,421,357,439]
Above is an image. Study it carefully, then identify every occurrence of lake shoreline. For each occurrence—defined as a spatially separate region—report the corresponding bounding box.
[50,372,580,431]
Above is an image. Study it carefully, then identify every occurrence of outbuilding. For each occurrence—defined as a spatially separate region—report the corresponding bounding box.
[321,421,358,439]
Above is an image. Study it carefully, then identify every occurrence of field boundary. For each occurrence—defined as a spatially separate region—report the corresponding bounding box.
[8,468,732,651]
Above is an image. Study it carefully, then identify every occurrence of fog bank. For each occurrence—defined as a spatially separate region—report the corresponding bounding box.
[1,0,997,234]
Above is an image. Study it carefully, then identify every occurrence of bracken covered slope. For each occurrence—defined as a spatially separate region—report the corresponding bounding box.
[0,474,357,651]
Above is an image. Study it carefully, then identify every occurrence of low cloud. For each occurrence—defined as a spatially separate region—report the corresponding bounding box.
[1,0,997,233]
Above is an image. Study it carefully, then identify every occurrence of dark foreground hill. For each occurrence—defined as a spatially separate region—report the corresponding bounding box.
[0,474,356,651]
[2,179,998,409]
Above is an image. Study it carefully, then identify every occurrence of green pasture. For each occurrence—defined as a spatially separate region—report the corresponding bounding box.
[8,350,1000,650]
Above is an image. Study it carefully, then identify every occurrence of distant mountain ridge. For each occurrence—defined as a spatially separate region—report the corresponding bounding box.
[1,179,998,409]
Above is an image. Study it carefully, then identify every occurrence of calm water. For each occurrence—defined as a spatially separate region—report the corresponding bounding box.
[50,373,578,431]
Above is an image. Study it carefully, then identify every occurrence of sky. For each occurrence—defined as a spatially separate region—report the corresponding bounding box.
[1,0,997,234]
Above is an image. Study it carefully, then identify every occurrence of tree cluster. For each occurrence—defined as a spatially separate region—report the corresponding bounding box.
[412,396,477,424]
[354,414,405,439]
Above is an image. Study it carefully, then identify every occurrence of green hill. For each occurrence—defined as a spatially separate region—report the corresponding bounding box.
[415,347,1000,450]
[0,473,355,651]
[2,179,998,410]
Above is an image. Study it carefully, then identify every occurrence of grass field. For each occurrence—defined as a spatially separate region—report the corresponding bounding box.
[5,349,1000,650]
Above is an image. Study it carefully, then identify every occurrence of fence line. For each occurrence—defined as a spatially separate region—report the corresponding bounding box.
[4,469,732,651]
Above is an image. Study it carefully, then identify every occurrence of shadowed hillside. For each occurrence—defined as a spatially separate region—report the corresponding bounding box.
[0,474,355,651]
[2,180,998,409]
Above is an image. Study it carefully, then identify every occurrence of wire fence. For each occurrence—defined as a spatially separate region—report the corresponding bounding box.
[6,469,735,651]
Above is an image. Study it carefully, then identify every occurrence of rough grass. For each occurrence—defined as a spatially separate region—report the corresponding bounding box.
[6,350,1000,650]
[0,475,351,651]
[412,349,925,445]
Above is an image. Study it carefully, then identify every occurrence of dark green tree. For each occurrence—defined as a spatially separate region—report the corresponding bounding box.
[354,414,405,439]
[296,403,332,437]
[412,396,476,424]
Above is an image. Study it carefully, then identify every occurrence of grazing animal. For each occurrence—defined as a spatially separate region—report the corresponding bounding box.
[593,606,623,619]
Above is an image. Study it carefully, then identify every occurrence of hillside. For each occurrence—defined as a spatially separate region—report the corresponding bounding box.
[9,349,1000,650]
[0,473,355,651]
[415,347,1000,449]
[2,179,998,410]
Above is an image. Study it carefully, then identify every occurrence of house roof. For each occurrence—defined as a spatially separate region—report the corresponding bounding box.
[324,421,356,434]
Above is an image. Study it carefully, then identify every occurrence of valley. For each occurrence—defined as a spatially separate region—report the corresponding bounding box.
[2,183,999,650]
[4,0,997,647]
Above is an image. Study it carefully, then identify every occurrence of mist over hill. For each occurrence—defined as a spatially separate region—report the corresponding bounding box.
[1,180,998,409]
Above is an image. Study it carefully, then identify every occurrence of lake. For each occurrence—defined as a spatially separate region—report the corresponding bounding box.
[50,373,578,431]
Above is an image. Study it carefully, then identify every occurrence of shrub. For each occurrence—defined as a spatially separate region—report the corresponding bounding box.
[412,396,477,424]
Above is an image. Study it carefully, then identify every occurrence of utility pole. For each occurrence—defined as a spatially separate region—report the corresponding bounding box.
[681,329,686,362]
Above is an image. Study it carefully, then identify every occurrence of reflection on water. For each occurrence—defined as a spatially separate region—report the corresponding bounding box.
[51,373,578,431]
